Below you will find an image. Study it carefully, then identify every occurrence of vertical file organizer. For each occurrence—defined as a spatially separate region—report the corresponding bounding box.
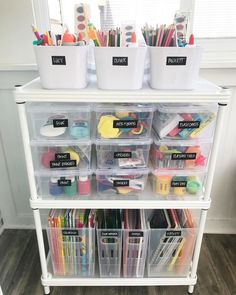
[15,78,230,294]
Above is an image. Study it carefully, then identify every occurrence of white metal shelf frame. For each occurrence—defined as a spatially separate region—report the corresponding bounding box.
[15,78,230,295]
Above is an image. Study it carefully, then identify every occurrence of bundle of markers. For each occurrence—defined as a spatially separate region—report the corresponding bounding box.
[88,27,137,47]
[142,24,176,47]
[32,25,87,46]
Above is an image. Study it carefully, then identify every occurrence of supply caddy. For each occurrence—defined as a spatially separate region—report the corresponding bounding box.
[149,46,202,90]
[34,45,89,89]
[14,77,230,295]
[94,46,147,90]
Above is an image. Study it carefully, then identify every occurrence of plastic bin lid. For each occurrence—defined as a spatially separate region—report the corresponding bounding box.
[96,167,150,175]
[34,168,93,177]
[26,102,92,113]
[94,103,155,112]
[151,168,206,176]
[152,129,213,146]
[156,103,218,113]
[94,137,153,146]
[30,139,92,146]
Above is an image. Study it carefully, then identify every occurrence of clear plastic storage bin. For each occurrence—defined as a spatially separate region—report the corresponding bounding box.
[150,135,212,170]
[97,228,123,278]
[47,227,95,277]
[35,170,92,198]
[95,138,152,169]
[123,210,149,278]
[147,210,197,277]
[26,103,92,140]
[95,104,154,139]
[151,170,206,199]
[31,140,92,170]
[96,168,149,196]
[34,45,88,89]
[94,47,147,90]
[153,103,217,140]
[149,46,202,90]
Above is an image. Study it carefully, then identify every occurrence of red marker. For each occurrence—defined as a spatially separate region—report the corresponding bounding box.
[186,34,196,47]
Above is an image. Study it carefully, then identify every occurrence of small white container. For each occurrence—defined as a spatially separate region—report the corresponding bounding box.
[149,46,202,90]
[95,138,152,169]
[94,47,147,90]
[34,45,88,89]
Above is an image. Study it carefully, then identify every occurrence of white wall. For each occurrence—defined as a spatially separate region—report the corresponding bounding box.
[0,0,235,233]
[0,0,35,65]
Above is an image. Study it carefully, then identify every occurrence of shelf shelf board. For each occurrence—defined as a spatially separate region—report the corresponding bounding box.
[14,77,230,103]
[41,274,197,287]
[30,196,211,209]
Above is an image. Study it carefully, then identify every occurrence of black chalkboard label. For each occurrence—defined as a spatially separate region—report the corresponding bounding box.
[112,56,128,66]
[114,152,132,159]
[166,230,182,237]
[113,120,138,128]
[171,181,187,187]
[50,160,77,168]
[129,231,144,238]
[53,119,68,128]
[171,153,196,160]
[101,231,119,237]
[166,56,187,66]
[52,56,66,65]
[62,229,79,236]
[178,121,200,129]
[58,179,71,186]
[55,153,70,161]
[113,180,129,187]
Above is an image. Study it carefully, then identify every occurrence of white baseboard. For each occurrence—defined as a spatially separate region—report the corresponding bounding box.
[205,218,236,234]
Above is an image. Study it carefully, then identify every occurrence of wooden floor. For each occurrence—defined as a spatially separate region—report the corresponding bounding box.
[0,230,235,295]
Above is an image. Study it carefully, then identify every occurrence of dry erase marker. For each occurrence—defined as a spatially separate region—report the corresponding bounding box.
[186,34,196,48]
[128,32,138,48]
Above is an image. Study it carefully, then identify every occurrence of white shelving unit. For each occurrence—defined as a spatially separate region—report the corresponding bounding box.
[15,77,230,295]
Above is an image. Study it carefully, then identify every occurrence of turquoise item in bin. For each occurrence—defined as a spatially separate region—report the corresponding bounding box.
[70,120,89,139]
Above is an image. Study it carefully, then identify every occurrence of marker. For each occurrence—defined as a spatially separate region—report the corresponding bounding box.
[128,32,138,48]
[186,34,196,47]
[31,25,41,40]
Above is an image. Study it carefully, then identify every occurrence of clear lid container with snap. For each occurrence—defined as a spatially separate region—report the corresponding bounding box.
[31,139,92,170]
[96,167,149,196]
[150,169,206,200]
[94,103,155,139]
[35,169,93,198]
[26,102,92,140]
[95,138,152,169]
[150,131,212,170]
[153,103,218,140]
